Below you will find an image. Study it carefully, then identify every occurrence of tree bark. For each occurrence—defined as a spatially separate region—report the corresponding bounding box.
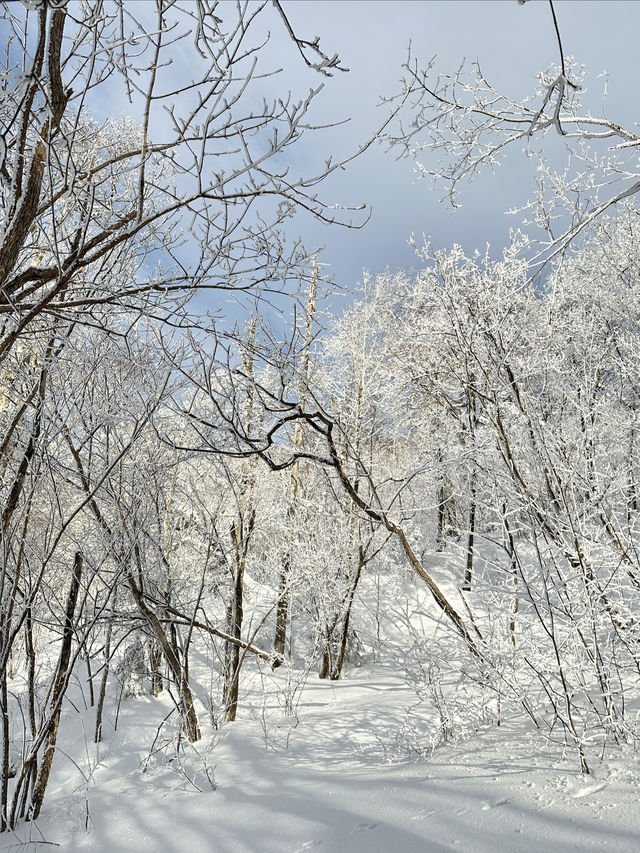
[29,552,83,821]
[95,622,113,744]
[463,472,476,591]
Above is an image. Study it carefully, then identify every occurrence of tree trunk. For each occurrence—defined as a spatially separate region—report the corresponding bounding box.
[223,526,246,722]
[95,622,113,743]
[29,552,83,821]
[84,644,95,708]
[272,566,289,666]
[436,449,457,551]
[628,424,638,524]
[149,640,163,696]
[273,258,318,665]
[332,546,365,680]
[463,472,476,591]
[126,574,200,742]
[502,503,519,646]
[0,668,9,832]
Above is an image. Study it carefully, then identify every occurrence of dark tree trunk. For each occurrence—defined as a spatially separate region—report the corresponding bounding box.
[628,424,638,525]
[332,546,365,680]
[223,550,245,722]
[95,622,113,743]
[319,546,365,681]
[29,552,83,821]
[436,450,458,552]
[0,668,9,832]
[463,472,476,591]
[149,640,163,696]
[273,565,289,667]
[502,503,519,646]
[127,574,201,742]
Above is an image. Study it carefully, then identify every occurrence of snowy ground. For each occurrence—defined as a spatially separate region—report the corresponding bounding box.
[4,668,640,852]
[3,574,640,852]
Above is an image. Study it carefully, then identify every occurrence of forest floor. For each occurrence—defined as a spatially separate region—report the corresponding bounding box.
[3,572,640,852]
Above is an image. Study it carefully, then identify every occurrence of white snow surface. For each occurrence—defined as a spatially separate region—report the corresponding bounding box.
[3,576,640,852]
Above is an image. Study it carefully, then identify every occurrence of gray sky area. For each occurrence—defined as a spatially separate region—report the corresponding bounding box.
[269,0,640,301]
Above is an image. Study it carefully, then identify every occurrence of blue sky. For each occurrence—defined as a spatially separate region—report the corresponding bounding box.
[273,0,640,302]
[4,0,638,322]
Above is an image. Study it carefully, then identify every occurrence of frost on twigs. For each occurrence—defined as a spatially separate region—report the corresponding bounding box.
[272,0,349,77]
[384,24,640,269]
